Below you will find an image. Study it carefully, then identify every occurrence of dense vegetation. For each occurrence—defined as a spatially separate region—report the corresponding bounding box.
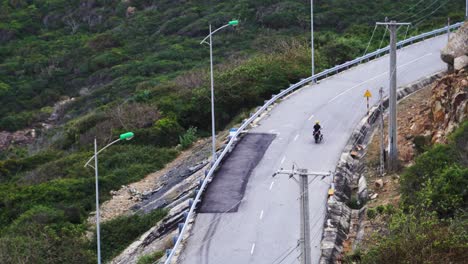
[0,0,466,262]
[97,209,168,261]
[357,122,468,263]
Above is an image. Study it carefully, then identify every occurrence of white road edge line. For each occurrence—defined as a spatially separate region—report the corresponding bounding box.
[328,52,433,103]
[250,243,256,255]
[308,114,314,121]
[280,156,286,164]
[294,134,299,141]
[259,210,264,220]
[269,181,275,190]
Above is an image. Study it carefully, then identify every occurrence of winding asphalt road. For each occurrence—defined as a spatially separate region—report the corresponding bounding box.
[178,34,448,264]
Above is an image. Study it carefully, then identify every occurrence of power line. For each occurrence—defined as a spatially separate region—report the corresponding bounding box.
[413,0,449,27]
[270,244,300,264]
[392,0,426,20]
[285,252,302,264]
[273,243,301,264]
[400,0,441,22]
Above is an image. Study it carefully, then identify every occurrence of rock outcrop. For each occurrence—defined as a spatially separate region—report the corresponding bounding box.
[405,69,467,147]
[0,129,36,151]
[441,22,468,71]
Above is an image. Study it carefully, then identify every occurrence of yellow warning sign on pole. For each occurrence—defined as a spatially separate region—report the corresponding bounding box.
[364,89,372,116]
[364,89,372,98]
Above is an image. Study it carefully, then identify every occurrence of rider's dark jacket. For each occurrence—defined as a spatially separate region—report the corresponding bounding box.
[313,124,321,132]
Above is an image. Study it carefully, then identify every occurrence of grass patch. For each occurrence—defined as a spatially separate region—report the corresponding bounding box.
[137,251,165,264]
[94,209,168,262]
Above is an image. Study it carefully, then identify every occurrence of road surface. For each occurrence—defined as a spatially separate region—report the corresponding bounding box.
[179,34,448,264]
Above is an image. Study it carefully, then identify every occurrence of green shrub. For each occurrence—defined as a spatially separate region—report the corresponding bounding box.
[366,208,376,220]
[179,127,197,149]
[413,135,430,154]
[93,209,168,262]
[401,122,468,218]
[376,205,385,214]
[137,251,164,264]
[400,144,458,208]
[0,111,37,131]
[0,205,94,264]
[361,213,468,264]
[384,204,395,215]
[347,196,362,210]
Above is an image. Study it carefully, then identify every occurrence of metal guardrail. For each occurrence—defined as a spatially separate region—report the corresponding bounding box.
[164,22,463,263]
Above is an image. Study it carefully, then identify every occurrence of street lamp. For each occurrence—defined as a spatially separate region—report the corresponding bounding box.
[84,132,134,264]
[200,20,239,163]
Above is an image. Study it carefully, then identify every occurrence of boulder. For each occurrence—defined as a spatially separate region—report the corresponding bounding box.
[374,179,384,189]
[441,22,468,70]
[454,55,468,70]
[358,176,368,203]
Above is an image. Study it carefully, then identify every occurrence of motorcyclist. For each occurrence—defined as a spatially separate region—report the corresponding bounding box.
[313,121,322,143]
[313,121,321,134]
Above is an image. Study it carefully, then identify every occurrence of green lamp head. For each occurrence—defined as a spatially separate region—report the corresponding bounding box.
[119,132,134,141]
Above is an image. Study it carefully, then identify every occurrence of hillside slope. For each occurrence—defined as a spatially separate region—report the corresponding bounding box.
[0,0,466,263]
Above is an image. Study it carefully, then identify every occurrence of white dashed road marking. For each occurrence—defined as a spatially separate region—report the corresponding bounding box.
[269,181,275,190]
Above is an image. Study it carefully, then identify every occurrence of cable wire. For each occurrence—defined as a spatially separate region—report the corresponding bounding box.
[403,24,411,40]
[413,0,449,27]
[400,0,441,22]
[378,26,388,50]
[273,243,301,264]
[285,252,302,264]
[362,24,378,56]
[392,0,426,20]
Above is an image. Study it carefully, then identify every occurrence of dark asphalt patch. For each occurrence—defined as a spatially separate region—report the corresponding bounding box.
[199,133,276,213]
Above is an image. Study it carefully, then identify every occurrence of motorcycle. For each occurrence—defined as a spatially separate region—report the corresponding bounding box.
[313,129,323,143]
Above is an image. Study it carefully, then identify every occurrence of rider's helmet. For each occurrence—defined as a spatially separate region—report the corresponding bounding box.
[315,121,320,125]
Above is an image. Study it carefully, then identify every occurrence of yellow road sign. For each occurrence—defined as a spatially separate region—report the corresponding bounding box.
[364,89,372,98]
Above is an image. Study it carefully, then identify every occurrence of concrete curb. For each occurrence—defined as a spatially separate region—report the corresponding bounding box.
[319,71,445,263]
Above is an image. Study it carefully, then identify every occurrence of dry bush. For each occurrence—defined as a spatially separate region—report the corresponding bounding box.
[109,103,160,130]
[79,103,160,145]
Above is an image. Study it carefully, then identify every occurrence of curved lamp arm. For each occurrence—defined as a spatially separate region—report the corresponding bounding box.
[200,20,239,45]
[84,132,134,168]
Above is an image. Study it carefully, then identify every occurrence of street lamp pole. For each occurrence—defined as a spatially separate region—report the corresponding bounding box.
[93,138,101,264]
[311,0,315,77]
[209,24,216,164]
[200,20,239,164]
[84,132,134,264]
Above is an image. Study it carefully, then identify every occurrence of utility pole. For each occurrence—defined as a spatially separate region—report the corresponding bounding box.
[379,87,385,177]
[273,166,330,264]
[447,17,451,42]
[376,21,410,171]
